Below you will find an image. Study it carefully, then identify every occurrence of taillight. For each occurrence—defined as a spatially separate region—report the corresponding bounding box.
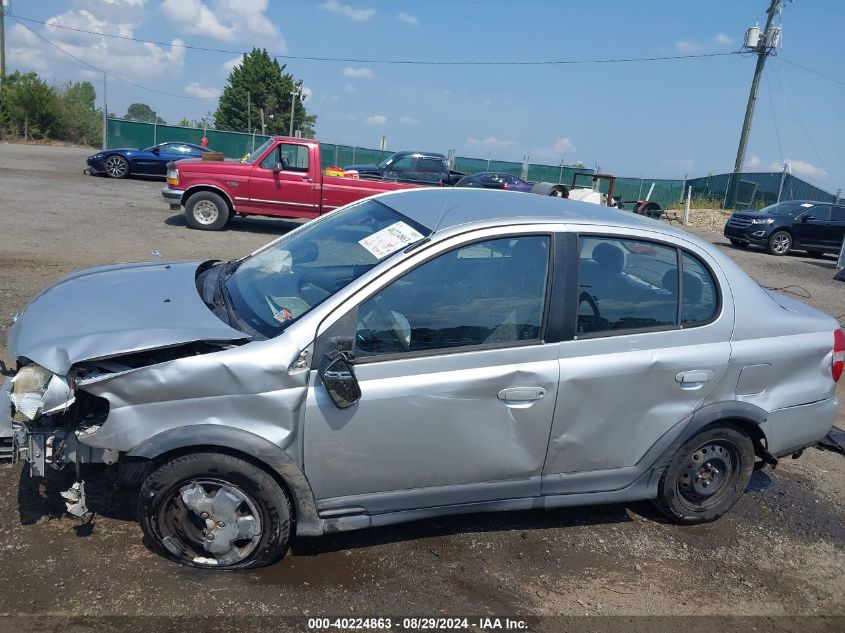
[833,329,845,382]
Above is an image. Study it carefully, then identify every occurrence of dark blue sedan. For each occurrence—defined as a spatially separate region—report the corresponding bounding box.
[86,142,211,179]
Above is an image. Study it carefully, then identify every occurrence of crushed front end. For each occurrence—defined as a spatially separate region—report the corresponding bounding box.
[2,362,116,516]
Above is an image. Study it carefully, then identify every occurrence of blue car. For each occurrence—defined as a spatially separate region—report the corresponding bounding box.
[86,142,211,179]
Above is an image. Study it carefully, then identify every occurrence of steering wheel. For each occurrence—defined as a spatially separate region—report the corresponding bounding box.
[577,291,601,333]
[369,298,411,353]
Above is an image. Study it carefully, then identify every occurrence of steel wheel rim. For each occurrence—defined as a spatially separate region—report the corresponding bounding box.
[194,200,219,225]
[677,440,739,510]
[772,233,790,254]
[105,156,127,177]
[157,478,263,567]
[551,189,563,197]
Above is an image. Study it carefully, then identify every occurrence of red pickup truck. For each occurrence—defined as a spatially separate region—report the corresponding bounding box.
[162,136,419,230]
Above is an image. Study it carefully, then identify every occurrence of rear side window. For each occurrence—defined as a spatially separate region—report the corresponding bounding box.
[417,157,446,173]
[833,206,845,222]
[680,253,719,326]
[577,236,719,336]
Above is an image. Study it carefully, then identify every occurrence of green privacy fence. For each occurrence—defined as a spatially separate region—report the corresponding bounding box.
[106,118,837,209]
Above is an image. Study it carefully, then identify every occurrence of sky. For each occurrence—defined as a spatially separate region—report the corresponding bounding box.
[4,0,844,193]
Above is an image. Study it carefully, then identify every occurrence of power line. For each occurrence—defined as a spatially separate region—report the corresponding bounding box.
[9,17,215,100]
[13,14,742,66]
[777,56,845,89]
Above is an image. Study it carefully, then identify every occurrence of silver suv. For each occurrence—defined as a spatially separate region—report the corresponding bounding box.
[2,189,841,569]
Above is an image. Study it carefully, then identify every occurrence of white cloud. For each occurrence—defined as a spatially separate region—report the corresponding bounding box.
[399,116,419,125]
[714,33,734,46]
[773,159,828,179]
[366,115,387,126]
[344,83,356,94]
[397,12,419,26]
[747,155,761,169]
[674,40,707,54]
[10,10,186,78]
[161,0,286,50]
[322,1,376,22]
[531,137,576,160]
[222,55,243,74]
[161,0,235,41]
[466,137,517,149]
[98,0,146,6]
[342,67,375,79]
[185,83,220,99]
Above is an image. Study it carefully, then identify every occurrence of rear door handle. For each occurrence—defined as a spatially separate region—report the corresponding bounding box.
[498,387,546,402]
[675,370,713,384]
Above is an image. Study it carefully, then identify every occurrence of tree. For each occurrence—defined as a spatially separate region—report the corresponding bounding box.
[56,81,102,146]
[215,48,315,135]
[0,71,60,139]
[125,103,166,124]
[177,117,191,127]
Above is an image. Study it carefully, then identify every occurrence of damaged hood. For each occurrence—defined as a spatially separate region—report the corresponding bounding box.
[7,261,248,374]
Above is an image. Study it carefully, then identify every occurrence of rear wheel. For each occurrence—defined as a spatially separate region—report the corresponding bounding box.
[549,186,569,198]
[185,191,230,231]
[139,452,291,569]
[767,230,792,256]
[104,155,129,179]
[729,239,748,249]
[654,424,754,524]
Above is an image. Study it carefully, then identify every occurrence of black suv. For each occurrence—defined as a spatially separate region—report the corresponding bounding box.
[724,200,845,257]
[344,151,465,186]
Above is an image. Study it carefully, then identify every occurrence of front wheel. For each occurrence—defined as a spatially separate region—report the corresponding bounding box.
[185,191,230,231]
[767,230,792,256]
[654,424,754,524]
[139,452,292,569]
[104,155,129,179]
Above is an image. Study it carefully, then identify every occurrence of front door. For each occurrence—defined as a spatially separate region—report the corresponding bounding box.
[304,234,560,514]
[248,142,319,217]
[793,204,833,250]
[543,234,733,493]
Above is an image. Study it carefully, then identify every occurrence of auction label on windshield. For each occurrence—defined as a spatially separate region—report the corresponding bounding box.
[359,222,424,259]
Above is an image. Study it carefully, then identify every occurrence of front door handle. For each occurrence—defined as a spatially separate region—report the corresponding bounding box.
[301,176,313,182]
[498,387,546,402]
[675,370,713,384]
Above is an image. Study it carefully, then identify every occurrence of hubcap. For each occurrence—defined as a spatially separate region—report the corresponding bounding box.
[772,233,790,254]
[193,200,219,225]
[158,479,262,566]
[105,156,127,177]
[677,441,737,509]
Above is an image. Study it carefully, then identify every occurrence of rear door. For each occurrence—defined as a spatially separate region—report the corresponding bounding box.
[828,206,845,252]
[542,231,734,493]
[248,142,320,217]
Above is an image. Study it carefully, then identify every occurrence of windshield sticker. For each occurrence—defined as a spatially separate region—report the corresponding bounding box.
[273,307,294,324]
[801,203,814,208]
[358,222,424,259]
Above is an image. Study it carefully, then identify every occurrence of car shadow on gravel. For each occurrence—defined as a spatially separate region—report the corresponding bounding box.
[16,467,137,532]
[291,503,639,557]
[165,213,304,236]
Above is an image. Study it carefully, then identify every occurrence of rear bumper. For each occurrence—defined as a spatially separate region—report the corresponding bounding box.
[761,397,839,457]
[162,187,184,210]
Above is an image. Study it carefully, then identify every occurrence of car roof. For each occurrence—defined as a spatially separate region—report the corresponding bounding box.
[377,187,684,236]
[389,150,447,159]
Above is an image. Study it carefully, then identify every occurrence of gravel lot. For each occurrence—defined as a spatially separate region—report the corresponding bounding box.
[0,143,843,625]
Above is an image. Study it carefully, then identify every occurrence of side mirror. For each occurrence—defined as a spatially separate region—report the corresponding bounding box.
[801,214,813,222]
[273,162,283,173]
[152,147,160,155]
[318,350,361,409]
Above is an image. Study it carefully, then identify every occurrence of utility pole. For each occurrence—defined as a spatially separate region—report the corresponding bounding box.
[101,73,107,150]
[289,80,302,137]
[1,0,7,83]
[725,0,783,208]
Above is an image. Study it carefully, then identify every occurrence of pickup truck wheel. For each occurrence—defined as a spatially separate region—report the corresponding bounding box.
[185,191,229,231]
[654,424,754,524]
[139,452,292,569]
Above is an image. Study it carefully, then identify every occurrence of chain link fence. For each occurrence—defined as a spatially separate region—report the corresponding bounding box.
[106,118,837,209]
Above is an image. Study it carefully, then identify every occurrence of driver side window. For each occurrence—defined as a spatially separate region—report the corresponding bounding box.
[354,236,550,359]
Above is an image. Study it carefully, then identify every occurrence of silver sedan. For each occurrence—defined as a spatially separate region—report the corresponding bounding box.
[3,188,841,569]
